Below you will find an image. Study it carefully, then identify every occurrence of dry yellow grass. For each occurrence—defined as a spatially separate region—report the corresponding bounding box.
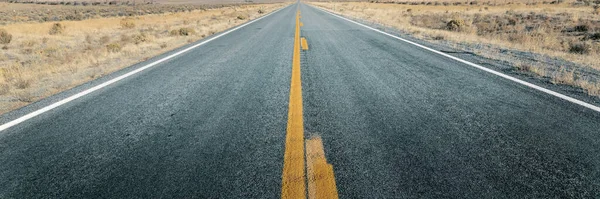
[310,1,600,97]
[0,3,288,114]
[0,2,243,25]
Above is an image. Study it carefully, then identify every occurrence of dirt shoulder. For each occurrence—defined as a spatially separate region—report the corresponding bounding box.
[308,1,600,101]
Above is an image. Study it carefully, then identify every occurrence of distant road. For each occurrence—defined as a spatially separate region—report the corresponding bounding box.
[1,3,600,198]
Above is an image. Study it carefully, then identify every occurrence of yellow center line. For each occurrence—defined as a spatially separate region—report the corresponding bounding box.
[306,136,339,199]
[301,38,309,51]
[281,8,305,199]
[281,6,338,199]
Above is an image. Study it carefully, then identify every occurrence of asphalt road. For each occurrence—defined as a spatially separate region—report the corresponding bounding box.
[2,3,600,198]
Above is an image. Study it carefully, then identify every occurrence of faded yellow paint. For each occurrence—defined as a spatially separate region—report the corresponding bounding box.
[301,37,308,50]
[281,8,305,199]
[281,6,339,199]
[306,136,339,199]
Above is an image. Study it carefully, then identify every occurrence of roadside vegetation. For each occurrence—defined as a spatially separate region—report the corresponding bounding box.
[310,0,600,98]
[0,2,238,25]
[0,2,286,114]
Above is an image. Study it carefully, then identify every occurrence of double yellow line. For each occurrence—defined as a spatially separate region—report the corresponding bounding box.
[281,7,338,199]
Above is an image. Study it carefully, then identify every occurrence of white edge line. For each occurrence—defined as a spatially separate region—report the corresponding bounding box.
[0,4,292,132]
[309,4,600,113]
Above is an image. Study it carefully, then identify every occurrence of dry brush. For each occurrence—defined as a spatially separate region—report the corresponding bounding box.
[0,3,287,114]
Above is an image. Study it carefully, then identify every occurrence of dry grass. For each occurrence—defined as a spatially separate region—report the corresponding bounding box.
[48,23,66,35]
[0,2,256,25]
[325,0,590,5]
[0,3,287,114]
[310,1,600,97]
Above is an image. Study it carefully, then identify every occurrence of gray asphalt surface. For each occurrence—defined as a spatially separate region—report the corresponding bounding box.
[2,2,600,198]
[0,5,295,198]
[300,3,600,198]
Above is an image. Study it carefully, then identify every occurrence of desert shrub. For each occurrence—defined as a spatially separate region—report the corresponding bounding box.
[120,19,136,29]
[106,43,122,53]
[574,24,589,32]
[179,28,195,36]
[169,29,180,36]
[237,15,247,20]
[446,18,467,32]
[65,13,84,21]
[432,35,445,40]
[171,27,195,36]
[505,17,518,26]
[49,23,66,35]
[132,33,148,44]
[569,42,591,54]
[587,33,600,40]
[160,43,167,49]
[258,8,264,14]
[0,29,12,44]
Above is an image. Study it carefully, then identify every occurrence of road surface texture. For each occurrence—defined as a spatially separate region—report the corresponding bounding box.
[2,2,600,198]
